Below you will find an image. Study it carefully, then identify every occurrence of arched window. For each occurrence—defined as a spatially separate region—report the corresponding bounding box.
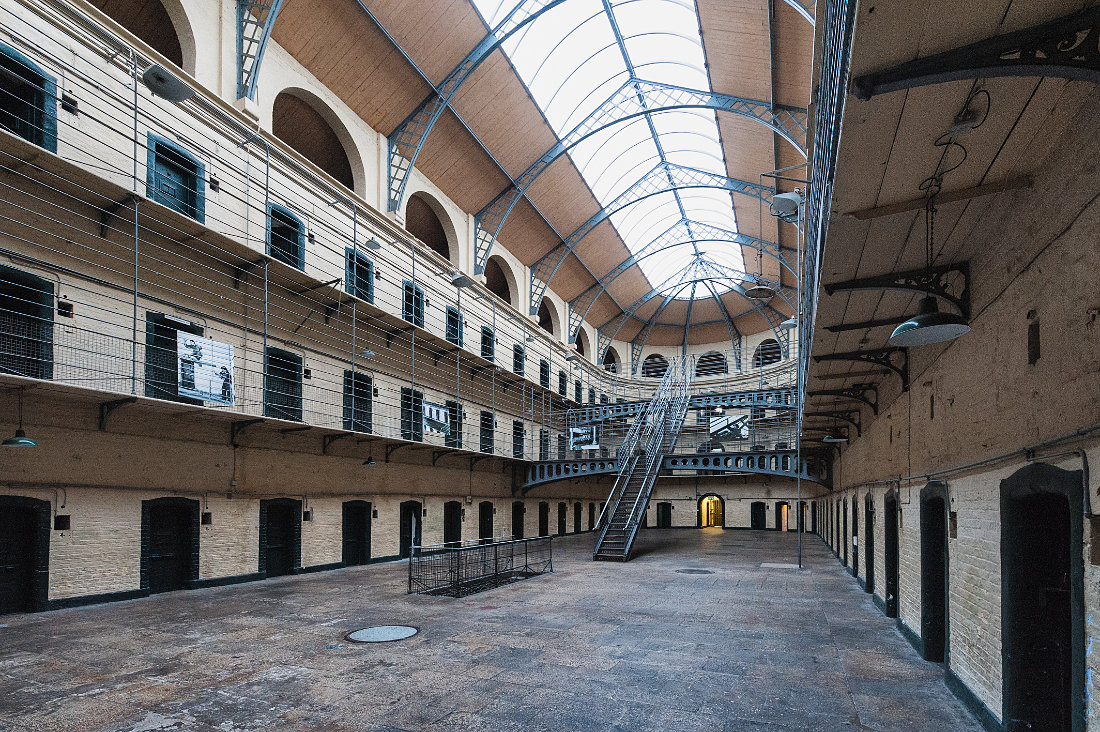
[484,256,513,306]
[753,339,782,368]
[90,0,185,69]
[575,330,589,358]
[406,193,450,261]
[603,347,620,374]
[641,353,668,378]
[695,351,727,377]
[272,91,354,190]
[537,299,555,336]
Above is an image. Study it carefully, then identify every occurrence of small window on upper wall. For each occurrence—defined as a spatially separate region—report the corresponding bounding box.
[147,134,205,223]
[345,249,374,303]
[695,351,728,377]
[557,370,566,396]
[400,387,424,442]
[574,380,582,403]
[512,420,524,459]
[753,339,782,368]
[402,281,425,327]
[481,326,495,362]
[539,360,550,389]
[0,44,57,153]
[268,204,304,270]
[445,306,463,346]
[512,344,525,376]
[479,411,494,454]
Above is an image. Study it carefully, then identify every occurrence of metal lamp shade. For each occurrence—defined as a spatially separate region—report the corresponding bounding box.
[2,429,38,447]
[889,297,970,347]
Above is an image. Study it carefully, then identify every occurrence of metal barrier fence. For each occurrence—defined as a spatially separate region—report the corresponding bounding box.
[407,535,553,598]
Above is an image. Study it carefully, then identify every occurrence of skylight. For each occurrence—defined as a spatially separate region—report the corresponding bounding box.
[472,0,745,299]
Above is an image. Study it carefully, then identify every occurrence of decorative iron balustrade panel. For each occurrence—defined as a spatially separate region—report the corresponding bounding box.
[407,536,553,598]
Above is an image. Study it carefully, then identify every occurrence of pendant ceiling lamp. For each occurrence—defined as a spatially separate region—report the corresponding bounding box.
[889,196,970,347]
[744,246,775,300]
[3,388,37,447]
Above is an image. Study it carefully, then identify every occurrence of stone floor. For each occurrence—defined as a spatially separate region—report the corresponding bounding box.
[0,529,981,731]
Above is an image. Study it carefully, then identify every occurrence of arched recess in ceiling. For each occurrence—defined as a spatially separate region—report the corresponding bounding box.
[641,353,669,378]
[406,192,455,264]
[695,351,728,377]
[484,255,517,308]
[602,346,621,374]
[271,88,360,193]
[91,0,194,73]
[537,299,559,339]
[753,339,783,368]
[575,328,591,359]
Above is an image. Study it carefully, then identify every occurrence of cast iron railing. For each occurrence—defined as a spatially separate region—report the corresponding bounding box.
[407,535,553,597]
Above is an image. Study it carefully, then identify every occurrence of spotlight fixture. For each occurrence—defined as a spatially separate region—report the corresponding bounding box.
[363,456,377,466]
[141,64,194,103]
[525,336,536,342]
[565,354,579,362]
[450,271,475,288]
[769,191,803,223]
[3,388,37,447]
[358,348,375,359]
[779,316,797,330]
[361,238,382,251]
[889,296,971,347]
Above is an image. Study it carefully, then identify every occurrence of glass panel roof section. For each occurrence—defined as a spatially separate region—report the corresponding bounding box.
[473,0,744,299]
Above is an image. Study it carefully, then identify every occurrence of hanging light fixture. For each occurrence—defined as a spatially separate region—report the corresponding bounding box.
[744,246,775,300]
[779,316,797,330]
[3,388,37,447]
[362,456,376,466]
[821,434,848,443]
[890,196,970,347]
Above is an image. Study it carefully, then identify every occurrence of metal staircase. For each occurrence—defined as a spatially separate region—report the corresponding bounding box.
[593,359,692,561]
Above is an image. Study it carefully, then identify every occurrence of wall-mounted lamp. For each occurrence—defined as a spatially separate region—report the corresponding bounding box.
[821,435,848,443]
[450,271,475,288]
[889,296,970,347]
[358,348,375,359]
[362,456,377,466]
[141,64,194,103]
[361,238,382,251]
[769,191,803,223]
[3,388,37,447]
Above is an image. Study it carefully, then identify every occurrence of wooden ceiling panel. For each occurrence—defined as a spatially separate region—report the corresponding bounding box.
[415,111,511,211]
[496,198,561,265]
[658,300,690,323]
[688,322,734,346]
[606,268,654,308]
[550,254,598,302]
[645,325,685,347]
[772,2,813,108]
[688,297,722,323]
[572,223,634,279]
[272,0,431,134]
[451,50,561,179]
[698,0,771,101]
[719,291,754,318]
[585,294,621,331]
[525,157,603,235]
[732,309,768,335]
[360,0,487,85]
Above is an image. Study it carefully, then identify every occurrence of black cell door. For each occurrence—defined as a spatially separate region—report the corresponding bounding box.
[920,486,948,663]
[1002,464,1083,732]
[144,498,195,593]
[864,493,875,595]
[750,502,766,529]
[478,501,493,544]
[538,502,549,536]
[811,502,817,534]
[842,499,848,565]
[588,502,595,530]
[399,501,422,558]
[656,502,672,528]
[342,501,371,566]
[884,493,899,618]
[852,500,859,577]
[557,502,567,535]
[573,502,581,533]
[263,499,300,577]
[0,505,37,614]
[443,501,462,547]
[511,501,525,540]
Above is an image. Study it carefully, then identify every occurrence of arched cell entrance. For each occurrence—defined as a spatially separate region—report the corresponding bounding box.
[272,90,356,191]
[89,0,192,71]
[920,482,948,662]
[774,501,789,531]
[852,497,859,577]
[752,338,782,368]
[342,500,372,565]
[1001,463,1084,731]
[511,501,525,539]
[538,501,549,536]
[478,501,494,544]
[443,500,462,547]
[698,495,724,528]
[750,501,766,529]
[485,256,515,306]
[399,500,422,558]
[864,492,875,595]
[656,502,673,528]
[883,490,900,618]
[573,502,582,533]
[141,497,199,593]
[537,299,557,338]
[0,495,50,614]
[557,502,567,535]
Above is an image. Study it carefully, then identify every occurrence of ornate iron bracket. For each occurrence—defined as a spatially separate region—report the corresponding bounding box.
[322,432,353,455]
[432,449,457,466]
[852,8,1100,101]
[824,263,969,318]
[808,384,879,415]
[99,195,137,238]
[823,316,906,333]
[386,443,413,463]
[98,397,136,431]
[279,425,312,434]
[803,410,861,437]
[230,418,264,447]
[814,348,909,391]
[469,454,494,471]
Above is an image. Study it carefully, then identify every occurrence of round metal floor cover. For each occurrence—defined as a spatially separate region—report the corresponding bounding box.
[676,568,714,575]
[346,625,418,643]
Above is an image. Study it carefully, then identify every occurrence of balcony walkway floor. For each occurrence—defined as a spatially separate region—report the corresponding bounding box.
[0,529,981,731]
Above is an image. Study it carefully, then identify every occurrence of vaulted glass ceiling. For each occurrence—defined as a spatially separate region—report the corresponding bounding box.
[471,0,746,299]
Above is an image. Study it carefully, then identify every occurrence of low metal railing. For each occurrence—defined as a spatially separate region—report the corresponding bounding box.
[407,535,553,598]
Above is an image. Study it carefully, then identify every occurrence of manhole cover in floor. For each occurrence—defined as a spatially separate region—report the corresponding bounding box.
[675,569,714,575]
[345,626,418,643]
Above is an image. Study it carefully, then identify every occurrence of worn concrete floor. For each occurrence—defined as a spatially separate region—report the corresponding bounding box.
[0,529,980,731]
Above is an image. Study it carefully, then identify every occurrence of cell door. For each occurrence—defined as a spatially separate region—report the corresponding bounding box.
[478,502,493,544]
[263,500,300,577]
[557,503,567,535]
[750,502,766,529]
[342,501,371,565]
[0,505,37,614]
[145,499,195,593]
[512,502,525,540]
[588,502,595,530]
[852,500,859,577]
[443,501,462,547]
[656,502,672,528]
[1001,464,1083,732]
[573,502,581,533]
[864,493,875,595]
[399,501,422,558]
[920,485,948,663]
[538,502,549,537]
[884,493,899,618]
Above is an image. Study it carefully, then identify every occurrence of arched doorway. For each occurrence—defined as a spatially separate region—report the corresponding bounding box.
[399,500,422,558]
[260,498,301,577]
[511,501,525,539]
[478,501,494,544]
[774,501,789,531]
[699,495,724,528]
[0,495,50,614]
[863,492,874,595]
[852,498,859,577]
[573,502,582,533]
[272,91,355,190]
[485,256,514,306]
[407,192,452,261]
[883,490,899,618]
[588,502,596,530]
[538,501,549,536]
[342,500,372,565]
[656,502,673,528]
[602,347,621,374]
[443,500,462,547]
[750,501,766,529]
[1001,463,1083,731]
[557,502,567,535]
[141,497,199,593]
[920,482,948,663]
[797,500,807,532]
[811,501,818,534]
[841,498,848,565]
[537,299,556,337]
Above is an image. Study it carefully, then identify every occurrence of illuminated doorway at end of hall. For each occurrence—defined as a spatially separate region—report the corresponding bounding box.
[700,495,724,528]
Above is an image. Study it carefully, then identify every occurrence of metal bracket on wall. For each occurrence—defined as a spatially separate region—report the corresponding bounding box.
[823,316,906,333]
[386,443,413,463]
[279,425,312,435]
[813,348,909,391]
[230,418,264,447]
[98,397,136,431]
[469,454,494,471]
[99,195,137,238]
[432,449,457,466]
[322,432,353,455]
[808,384,879,415]
[852,8,1100,101]
[803,410,862,437]
[824,263,970,319]
[385,327,414,347]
